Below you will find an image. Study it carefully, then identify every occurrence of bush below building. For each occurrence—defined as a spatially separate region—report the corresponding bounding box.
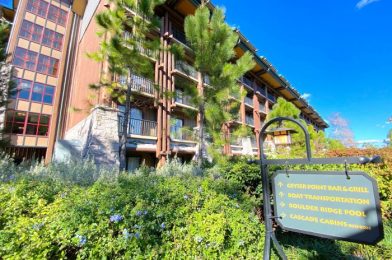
[0,155,391,259]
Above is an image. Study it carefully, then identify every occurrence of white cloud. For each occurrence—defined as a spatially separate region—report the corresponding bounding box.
[301,93,311,101]
[356,0,380,9]
[356,139,385,144]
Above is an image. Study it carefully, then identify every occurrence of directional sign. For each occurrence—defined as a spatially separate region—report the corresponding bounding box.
[272,171,383,245]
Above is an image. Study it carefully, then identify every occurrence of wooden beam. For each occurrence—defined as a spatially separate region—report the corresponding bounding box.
[255,69,268,76]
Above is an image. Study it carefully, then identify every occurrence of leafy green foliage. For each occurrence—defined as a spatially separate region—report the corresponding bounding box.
[183,5,255,166]
[0,158,263,258]
[0,156,391,259]
[217,158,262,202]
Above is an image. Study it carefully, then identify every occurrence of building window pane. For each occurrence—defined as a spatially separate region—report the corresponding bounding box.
[26,124,38,135]
[19,20,44,42]
[32,83,45,102]
[48,5,68,26]
[4,111,50,136]
[37,55,59,76]
[38,114,50,136]
[53,32,63,49]
[13,47,38,71]
[19,20,33,39]
[26,0,49,17]
[58,9,68,26]
[38,125,49,136]
[12,79,32,100]
[5,111,26,134]
[43,86,54,104]
[42,29,64,50]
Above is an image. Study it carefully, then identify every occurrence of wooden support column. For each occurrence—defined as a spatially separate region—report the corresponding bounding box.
[240,85,246,125]
[157,13,170,166]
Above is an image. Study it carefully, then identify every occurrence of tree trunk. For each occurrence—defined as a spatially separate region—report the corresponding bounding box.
[197,73,205,168]
[119,71,133,171]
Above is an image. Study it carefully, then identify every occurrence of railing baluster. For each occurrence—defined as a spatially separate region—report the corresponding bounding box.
[118,116,157,137]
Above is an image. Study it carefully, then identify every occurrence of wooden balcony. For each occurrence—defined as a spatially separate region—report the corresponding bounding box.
[175,90,196,109]
[244,96,253,107]
[174,60,198,80]
[245,115,254,126]
[259,103,267,114]
[118,117,157,137]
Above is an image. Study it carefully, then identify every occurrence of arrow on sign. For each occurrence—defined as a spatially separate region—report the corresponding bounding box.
[279,192,284,197]
[280,202,286,208]
[278,182,284,187]
[280,213,286,218]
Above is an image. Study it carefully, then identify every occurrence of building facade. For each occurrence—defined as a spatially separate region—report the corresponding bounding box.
[1,0,328,169]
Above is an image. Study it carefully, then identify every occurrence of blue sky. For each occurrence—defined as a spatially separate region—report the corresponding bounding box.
[214,0,392,144]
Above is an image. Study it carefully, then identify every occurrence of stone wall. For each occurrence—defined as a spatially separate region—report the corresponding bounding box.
[53,106,120,168]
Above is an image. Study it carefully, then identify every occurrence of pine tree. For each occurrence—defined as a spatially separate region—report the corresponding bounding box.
[183,4,254,167]
[267,97,329,155]
[89,0,165,170]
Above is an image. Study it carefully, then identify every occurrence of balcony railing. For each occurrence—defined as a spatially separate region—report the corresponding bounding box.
[132,75,154,95]
[175,90,195,107]
[118,117,157,137]
[170,127,195,141]
[268,92,276,102]
[255,83,266,96]
[250,137,257,148]
[244,96,253,107]
[124,31,157,59]
[118,74,155,95]
[245,115,254,126]
[241,76,253,88]
[172,27,188,46]
[175,60,198,79]
[259,103,266,113]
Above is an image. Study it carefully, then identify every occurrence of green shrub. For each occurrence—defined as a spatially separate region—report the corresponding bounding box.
[0,156,391,259]
[217,158,262,201]
[0,159,263,259]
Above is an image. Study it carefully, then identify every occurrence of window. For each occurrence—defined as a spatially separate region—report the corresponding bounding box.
[5,111,26,134]
[11,79,55,104]
[37,114,50,135]
[130,108,142,135]
[171,118,183,139]
[31,83,45,103]
[13,47,38,71]
[6,111,51,136]
[12,79,33,100]
[59,0,72,6]
[37,54,59,76]
[31,83,54,104]
[42,28,63,50]
[43,85,55,104]
[19,20,43,42]
[127,157,141,172]
[48,5,68,26]
[26,0,49,17]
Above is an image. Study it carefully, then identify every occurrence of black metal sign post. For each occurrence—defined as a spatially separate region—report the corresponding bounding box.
[256,117,383,260]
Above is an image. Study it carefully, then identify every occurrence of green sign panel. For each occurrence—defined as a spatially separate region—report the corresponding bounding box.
[272,171,383,244]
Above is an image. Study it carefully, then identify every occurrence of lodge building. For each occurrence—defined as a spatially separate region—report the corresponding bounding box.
[1,0,328,169]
